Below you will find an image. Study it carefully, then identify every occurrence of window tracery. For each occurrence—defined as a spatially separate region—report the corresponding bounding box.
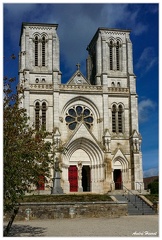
[65,105,93,130]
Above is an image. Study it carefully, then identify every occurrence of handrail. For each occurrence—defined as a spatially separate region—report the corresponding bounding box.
[122,184,137,208]
[122,183,144,214]
[110,182,145,214]
[135,182,143,193]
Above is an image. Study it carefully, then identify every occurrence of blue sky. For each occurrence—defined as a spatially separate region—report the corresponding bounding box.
[2,1,159,178]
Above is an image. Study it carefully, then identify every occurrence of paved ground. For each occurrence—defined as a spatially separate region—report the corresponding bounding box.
[4,215,159,237]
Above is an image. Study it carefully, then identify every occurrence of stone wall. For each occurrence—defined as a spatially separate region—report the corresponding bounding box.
[4,202,127,221]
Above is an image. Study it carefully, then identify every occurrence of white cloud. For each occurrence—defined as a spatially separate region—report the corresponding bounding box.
[143,168,159,177]
[133,22,148,36]
[138,99,156,123]
[135,47,157,74]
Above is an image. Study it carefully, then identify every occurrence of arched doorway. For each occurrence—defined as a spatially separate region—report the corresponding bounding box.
[113,169,122,189]
[82,166,90,191]
[64,137,104,193]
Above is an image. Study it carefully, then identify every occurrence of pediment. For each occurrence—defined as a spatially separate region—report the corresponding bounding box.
[104,128,111,137]
[112,148,128,163]
[53,127,61,137]
[66,70,90,85]
[131,129,140,138]
[64,122,102,150]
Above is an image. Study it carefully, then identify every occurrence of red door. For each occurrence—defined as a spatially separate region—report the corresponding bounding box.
[37,175,45,190]
[68,165,78,192]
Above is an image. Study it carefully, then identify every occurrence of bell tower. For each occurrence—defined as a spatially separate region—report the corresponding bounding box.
[87,28,144,190]
[19,22,61,86]
[86,28,134,87]
[18,23,61,128]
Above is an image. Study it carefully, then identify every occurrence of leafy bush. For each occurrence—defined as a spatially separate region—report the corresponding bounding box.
[148,179,159,194]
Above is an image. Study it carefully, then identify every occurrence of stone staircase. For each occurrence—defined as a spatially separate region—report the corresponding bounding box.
[111,193,156,215]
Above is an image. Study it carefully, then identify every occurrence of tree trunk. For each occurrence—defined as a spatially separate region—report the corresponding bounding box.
[4,206,19,236]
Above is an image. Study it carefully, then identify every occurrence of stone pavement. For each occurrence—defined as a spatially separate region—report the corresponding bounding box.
[4,215,159,237]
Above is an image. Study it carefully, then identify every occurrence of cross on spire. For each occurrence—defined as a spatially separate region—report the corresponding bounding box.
[76,63,80,70]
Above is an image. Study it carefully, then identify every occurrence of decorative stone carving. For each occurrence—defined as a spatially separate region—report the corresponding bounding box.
[53,128,61,149]
[103,129,111,152]
[59,117,63,122]
[131,130,142,153]
[78,161,82,180]
[97,118,103,123]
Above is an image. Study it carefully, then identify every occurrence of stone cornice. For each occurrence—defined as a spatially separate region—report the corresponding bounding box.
[108,87,129,93]
[29,84,53,90]
[59,84,102,92]
[28,84,129,94]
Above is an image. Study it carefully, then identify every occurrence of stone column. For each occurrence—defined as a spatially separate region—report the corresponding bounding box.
[78,161,83,192]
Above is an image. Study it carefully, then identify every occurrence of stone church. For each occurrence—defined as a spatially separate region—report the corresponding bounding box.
[18,22,144,194]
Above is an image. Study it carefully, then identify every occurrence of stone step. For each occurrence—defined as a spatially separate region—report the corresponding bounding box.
[111,194,156,215]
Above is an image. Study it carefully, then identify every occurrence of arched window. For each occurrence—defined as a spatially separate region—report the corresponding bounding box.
[118,105,123,133]
[42,36,46,66]
[117,82,120,87]
[35,102,40,130]
[116,41,120,70]
[42,102,47,130]
[112,104,117,133]
[35,78,39,83]
[35,36,38,66]
[112,104,124,133]
[109,40,113,70]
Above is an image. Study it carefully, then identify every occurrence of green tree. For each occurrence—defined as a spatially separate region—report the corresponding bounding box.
[148,178,159,194]
[3,58,53,235]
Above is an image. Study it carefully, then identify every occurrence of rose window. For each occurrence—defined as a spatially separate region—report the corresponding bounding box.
[65,105,93,130]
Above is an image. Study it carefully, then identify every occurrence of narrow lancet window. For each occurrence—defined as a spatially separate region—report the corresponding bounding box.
[35,36,38,66]
[118,105,123,133]
[42,36,45,66]
[112,104,117,133]
[42,102,47,130]
[35,102,40,130]
[116,41,120,70]
[109,41,113,70]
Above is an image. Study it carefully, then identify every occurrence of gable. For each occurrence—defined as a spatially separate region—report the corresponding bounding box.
[66,70,90,85]
[112,148,128,163]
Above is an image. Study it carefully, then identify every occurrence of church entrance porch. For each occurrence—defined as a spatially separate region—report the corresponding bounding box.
[64,138,104,193]
[113,169,122,190]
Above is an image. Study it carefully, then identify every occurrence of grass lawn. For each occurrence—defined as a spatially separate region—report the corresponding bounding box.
[19,194,112,203]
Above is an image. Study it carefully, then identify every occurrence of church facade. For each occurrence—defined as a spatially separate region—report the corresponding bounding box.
[18,22,144,193]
